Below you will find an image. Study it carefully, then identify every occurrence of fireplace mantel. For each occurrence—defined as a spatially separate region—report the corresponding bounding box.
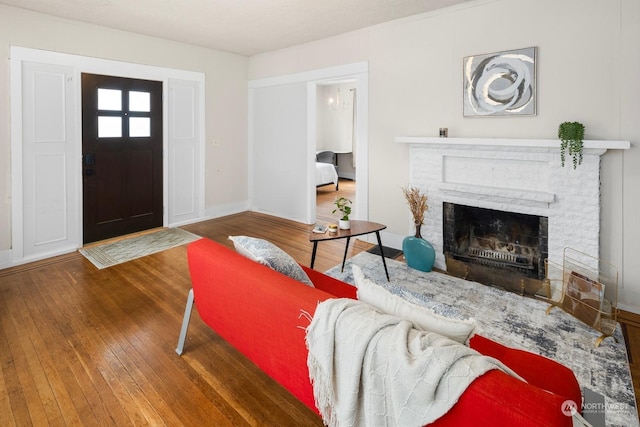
[395,136,630,153]
[402,135,629,277]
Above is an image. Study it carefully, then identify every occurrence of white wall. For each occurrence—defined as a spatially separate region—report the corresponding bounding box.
[317,83,355,153]
[0,5,249,255]
[248,0,640,312]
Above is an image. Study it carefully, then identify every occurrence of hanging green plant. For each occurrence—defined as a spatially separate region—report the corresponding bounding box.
[558,121,585,169]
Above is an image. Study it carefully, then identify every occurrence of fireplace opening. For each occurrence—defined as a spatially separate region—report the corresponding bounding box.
[443,203,549,296]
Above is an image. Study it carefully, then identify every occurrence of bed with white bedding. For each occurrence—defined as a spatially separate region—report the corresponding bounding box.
[316,162,338,190]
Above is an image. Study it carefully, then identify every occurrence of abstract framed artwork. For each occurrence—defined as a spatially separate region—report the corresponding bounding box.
[463,47,537,117]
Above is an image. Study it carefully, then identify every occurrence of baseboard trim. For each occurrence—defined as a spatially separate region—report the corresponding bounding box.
[619,303,640,317]
[0,245,79,271]
[204,201,249,220]
[338,173,355,180]
[378,231,404,251]
[0,249,12,269]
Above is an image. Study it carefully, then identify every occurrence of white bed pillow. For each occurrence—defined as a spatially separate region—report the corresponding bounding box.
[229,236,314,287]
[352,265,475,343]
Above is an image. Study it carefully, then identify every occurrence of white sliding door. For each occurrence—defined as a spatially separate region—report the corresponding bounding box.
[248,62,368,226]
[19,61,79,260]
[250,83,308,222]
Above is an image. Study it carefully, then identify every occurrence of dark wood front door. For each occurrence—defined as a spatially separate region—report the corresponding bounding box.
[82,73,163,244]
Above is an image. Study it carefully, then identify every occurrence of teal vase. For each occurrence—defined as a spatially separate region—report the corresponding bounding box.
[402,235,435,272]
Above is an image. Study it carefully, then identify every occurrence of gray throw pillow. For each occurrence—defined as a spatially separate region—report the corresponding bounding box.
[229,236,314,287]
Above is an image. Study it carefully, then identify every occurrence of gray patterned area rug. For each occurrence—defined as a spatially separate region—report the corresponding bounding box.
[79,228,200,269]
[325,252,639,427]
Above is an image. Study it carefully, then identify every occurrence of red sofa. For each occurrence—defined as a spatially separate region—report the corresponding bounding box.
[178,238,581,426]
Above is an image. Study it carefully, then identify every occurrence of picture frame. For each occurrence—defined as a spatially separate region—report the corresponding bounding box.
[463,47,537,117]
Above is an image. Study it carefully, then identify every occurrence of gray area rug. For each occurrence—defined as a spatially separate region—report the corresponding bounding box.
[80,228,200,269]
[325,252,639,427]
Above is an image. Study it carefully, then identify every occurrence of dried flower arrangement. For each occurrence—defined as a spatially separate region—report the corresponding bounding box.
[402,185,428,239]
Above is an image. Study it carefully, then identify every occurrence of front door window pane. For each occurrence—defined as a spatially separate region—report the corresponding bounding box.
[129,117,151,137]
[98,116,122,138]
[129,91,150,112]
[98,88,122,111]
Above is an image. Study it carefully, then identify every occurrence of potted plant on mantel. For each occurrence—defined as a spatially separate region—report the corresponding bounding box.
[401,185,435,272]
[332,197,352,229]
[558,121,585,169]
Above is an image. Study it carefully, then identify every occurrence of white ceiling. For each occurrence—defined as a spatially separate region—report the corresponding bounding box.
[0,0,469,56]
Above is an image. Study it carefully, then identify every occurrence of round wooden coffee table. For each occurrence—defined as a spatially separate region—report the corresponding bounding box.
[309,220,390,281]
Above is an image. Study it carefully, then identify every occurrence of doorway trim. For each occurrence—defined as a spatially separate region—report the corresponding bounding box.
[248,62,368,224]
[9,46,205,266]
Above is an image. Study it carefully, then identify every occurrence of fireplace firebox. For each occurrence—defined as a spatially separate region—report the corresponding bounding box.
[443,203,549,297]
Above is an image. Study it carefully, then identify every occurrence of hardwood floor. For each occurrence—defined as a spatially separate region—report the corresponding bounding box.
[620,310,640,407]
[0,209,372,426]
[0,205,638,425]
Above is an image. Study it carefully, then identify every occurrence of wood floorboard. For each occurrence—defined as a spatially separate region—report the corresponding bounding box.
[14,274,83,427]
[3,278,55,426]
[0,185,638,425]
[37,267,137,426]
[0,286,30,426]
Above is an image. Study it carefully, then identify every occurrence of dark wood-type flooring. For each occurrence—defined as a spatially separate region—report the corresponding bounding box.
[0,179,638,425]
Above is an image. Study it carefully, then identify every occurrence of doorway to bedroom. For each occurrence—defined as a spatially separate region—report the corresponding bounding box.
[315,80,357,225]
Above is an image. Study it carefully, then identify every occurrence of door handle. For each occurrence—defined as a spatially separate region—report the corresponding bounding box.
[84,153,95,176]
[84,153,95,166]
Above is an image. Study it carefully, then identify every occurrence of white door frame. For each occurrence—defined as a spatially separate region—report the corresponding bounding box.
[248,62,368,225]
[9,46,205,265]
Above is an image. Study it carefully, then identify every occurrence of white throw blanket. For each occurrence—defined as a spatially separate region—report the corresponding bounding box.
[306,298,520,427]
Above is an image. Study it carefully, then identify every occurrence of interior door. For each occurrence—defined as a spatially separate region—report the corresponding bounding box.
[82,73,163,244]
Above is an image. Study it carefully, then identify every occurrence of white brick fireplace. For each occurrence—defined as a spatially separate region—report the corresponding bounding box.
[395,137,630,275]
